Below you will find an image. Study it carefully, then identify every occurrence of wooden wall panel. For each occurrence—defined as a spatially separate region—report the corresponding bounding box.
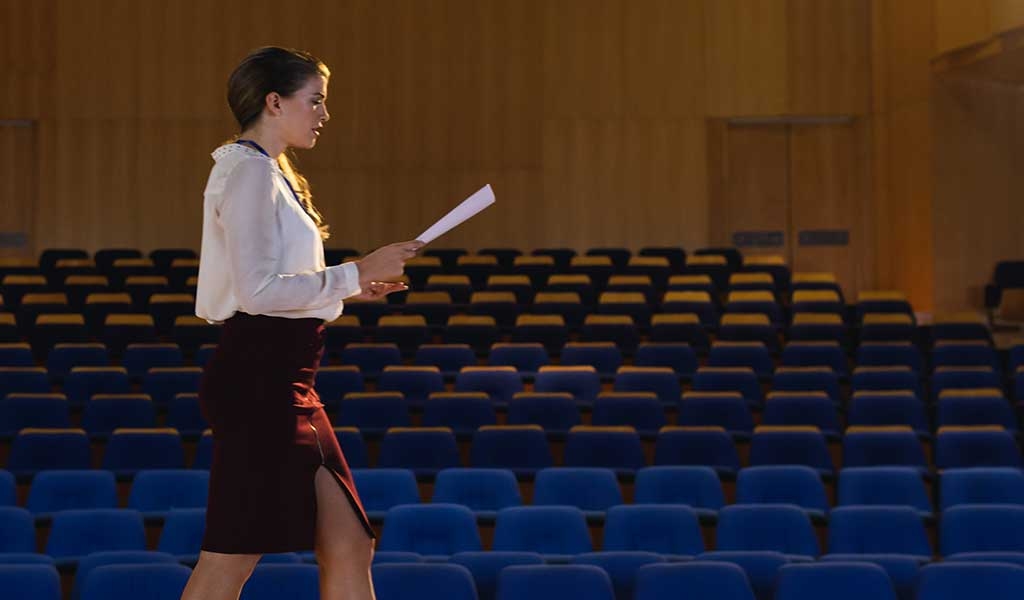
[0,124,37,257]
[0,0,55,120]
[991,0,1024,33]
[934,0,991,55]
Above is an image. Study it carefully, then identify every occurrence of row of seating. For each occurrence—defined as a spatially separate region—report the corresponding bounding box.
[4,466,1021,522]
[4,425,1021,478]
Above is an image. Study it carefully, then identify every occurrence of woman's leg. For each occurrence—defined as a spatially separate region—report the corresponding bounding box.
[314,465,376,600]
[180,551,262,600]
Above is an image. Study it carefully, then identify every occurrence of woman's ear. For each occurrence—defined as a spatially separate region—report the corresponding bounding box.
[265,92,282,115]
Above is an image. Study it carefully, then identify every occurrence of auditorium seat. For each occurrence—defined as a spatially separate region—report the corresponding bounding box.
[339,343,402,378]
[826,505,931,560]
[374,315,430,356]
[838,467,933,517]
[534,366,601,407]
[402,291,453,327]
[559,342,623,377]
[717,313,779,353]
[26,470,118,518]
[940,504,1024,556]
[422,392,497,437]
[45,342,109,379]
[735,466,829,521]
[570,552,667,600]
[0,564,60,600]
[0,393,71,438]
[314,366,365,412]
[939,467,1024,510]
[454,366,524,407]
[613,366,682,407]
[633,343,699,378]
[580,314,639,354]
[377,427,461,478]
[46,508,146,566]
[379,504,482,558]
[120,343,183,379]
[936,389,1017,431]
[240,564,320,600]
[102,428,185,478]
[676,392,754,440]
[350,469,420,521]
[563,426,645,474]
[414,344,477,377]
[916,562,1024,600]
[633,466,724,519]
[79,562,190,600]
[445,314,501,355]
[771,367,841,405]
[935,426,1021,469]
[7,428,92,478]
[748,426,833,476]
[372,563,478,600]
[708,342,773,379]
[506,392,580,436]
[716,504,818,559]
[140,367,201,407]
[653,426,740,477]
[774,562,898,600]
[691,367,762,408]
[469,425,552,478]
[377,366,445,409]
[633,562,756,600]
[841,427,928,473]
[591,392,666,436]
[648,314,710,353]
[760,393,840,439]
[432,468,522,519]
[0,507,35,553]
[493,506,592,560]
[128,469,209,519]
[846,391,928,436]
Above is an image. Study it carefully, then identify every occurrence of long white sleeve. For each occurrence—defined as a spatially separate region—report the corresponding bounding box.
[195,143,360,323]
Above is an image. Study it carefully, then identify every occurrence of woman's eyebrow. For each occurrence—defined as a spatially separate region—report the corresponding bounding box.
[312,92,325,98]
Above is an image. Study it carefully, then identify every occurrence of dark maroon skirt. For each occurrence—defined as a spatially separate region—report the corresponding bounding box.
[198,311,374,554]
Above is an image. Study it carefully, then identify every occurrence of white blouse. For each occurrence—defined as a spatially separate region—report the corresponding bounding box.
[195,143,361,324]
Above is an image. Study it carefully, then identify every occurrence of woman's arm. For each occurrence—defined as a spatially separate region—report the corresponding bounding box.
[217,157,360,314]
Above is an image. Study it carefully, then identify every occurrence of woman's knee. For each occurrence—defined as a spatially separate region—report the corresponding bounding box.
[195,550,262,579]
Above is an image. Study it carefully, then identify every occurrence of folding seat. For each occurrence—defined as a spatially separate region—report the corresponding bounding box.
[165,392,207,438]
[465,293,518,331]
[761,392,840,439]
[493,506,593,559]
[454,366,524,406]
[377,427,461,477]
[119,344,182,381]
[660,291,718,327]
[372,563,478,600]
[156,508,206,562]
[532,466,622,519]
[0,313,18,343]
[478,248,522,269]
[511,314,569,354]
[603,504,704,557]
[648,314,710,353]
[931,312,991,343]
[534,366,601,407]
[26,470,118,517]
[580,314,639,354]
[857,291,913,319]
[932,341,1000,371]
[422,392,498,437]
[351,469,420,521]
[788,313,847,345]
[0,564,60,600]
[167,257,200,292]
[78,389,154,436]
[931,367,1001,401]
[0,342,33,367]
[717,313,780,353]
[685,254,731,291]
[1017,366,1024,403]
[124,275,170,311]
[79,563,191,600]
[377,366,445,409]
[46,508,146,566]
[64,275,109,310]
[334,427,368,469]
[851,366,922,400]
[371,551,423,564]
[790,289,844,315]
[591,392,666,436]
[940,504,1024,556]
[0,367,50,399]
[432,468,522,519]
[455,254,499,289]
[633,343,699,378]
[606,274,658,304]
[632,466,725,518]
[940,467,1024,510]
[7,428,91,477]
[860,313,915,342]
[780,341,847,376]
[935,426,1021,469]
[564,426,646,474]
[339,343,402,378]
[506,392,580,436]
[532,248,576,270]
[149,247,197,271]
[633,562,756,600]
[743,255,790,289]
[596,292,651,329]
[403,256,443,289]
[127,469,209,519]
[748,426,833,476]
[1010,343,1024,372]
[708,342,773,379]
[1,275,49,310]
[677,392,754,439]
[587,247,632,270]
[64,366,131,407]
[791,271,843,296]
[691,367,762,408]
[666,274,716,296]
[170,315,221,356]
[937,389,1017,431]
[488,342,549,374]
[838,467,933,517]
[570,552,667,600]
[313,365,365,411]
[916,562,1024,600]
[141,367,202,407]
[374,315,430,357]
[450,552,542,600]
[0,507,35,553]
[424,274,472,304]
[101,314,158,354]
[469,425,553,478]
[484,274,533,304]
[841,427,928,472]
[40,248,89,275]
[826,505,931,559]
[401,291,453,327]
[413,344,477,377]
[717,504,819,559]
[0,393,70,438]
[568,255,615,289]
[102,428,185,477]
[559,342,623,377]
[653,426,741,477]
[736,466,829,520]
[379,504,481,557]
[514,255,557,288]
[72,550,181,599]
[240,564,321,600]
[0,470,13,505]
[639,246,686,272]
[336,392,410,437]
[45,342,109,380]
[847,391,928,435]
[108,258,158,289]
[774,563,898,600]
[613,366,682,407]
[725,291,783,325]
[323,315,363,356]
[729,272,776,294]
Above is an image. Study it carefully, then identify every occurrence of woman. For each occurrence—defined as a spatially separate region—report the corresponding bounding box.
[183,46,421,599]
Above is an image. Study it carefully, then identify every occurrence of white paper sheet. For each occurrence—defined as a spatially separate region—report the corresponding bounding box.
[416,184,495,245]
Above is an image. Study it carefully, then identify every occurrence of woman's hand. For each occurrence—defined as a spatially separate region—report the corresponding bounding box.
[355,240,424,288]
[349,280,408,301]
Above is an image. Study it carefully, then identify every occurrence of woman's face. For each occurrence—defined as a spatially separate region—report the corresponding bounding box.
[279,74,329,150]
